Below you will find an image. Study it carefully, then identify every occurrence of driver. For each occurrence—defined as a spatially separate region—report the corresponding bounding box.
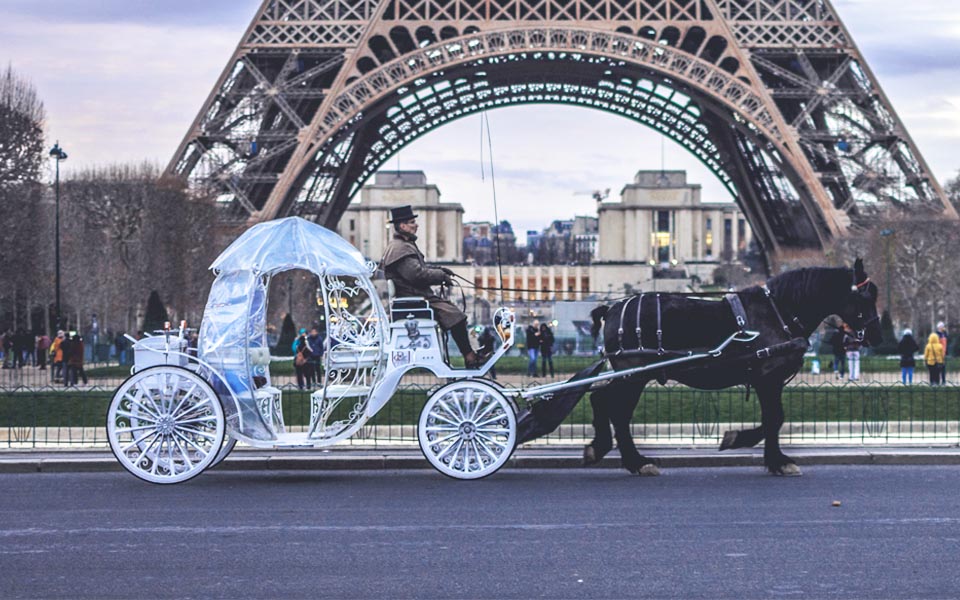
[380,205,488,368]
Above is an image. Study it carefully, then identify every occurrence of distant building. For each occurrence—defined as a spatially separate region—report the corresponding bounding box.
[462,220,519,265]
[529,216,598,265]
[592,170,754,291]
[338,171,463,262]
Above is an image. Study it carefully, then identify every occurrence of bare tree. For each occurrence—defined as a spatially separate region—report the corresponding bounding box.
[0,64,49,331]
[0,64,45,184]
[60,165,218,335]
[833,216,960,336]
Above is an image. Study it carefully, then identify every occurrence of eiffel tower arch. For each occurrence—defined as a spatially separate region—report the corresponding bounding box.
[167,0,957,266]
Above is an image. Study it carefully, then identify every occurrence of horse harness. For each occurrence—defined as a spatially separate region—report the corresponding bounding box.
[609,288,808,363]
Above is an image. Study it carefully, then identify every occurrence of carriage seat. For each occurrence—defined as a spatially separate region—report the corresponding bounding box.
[390,297,435,322]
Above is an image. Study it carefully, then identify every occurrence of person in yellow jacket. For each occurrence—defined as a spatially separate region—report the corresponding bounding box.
[49,331,65,383]
[924,332,945,386]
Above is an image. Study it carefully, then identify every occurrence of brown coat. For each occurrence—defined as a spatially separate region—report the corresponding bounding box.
[381,232,466,330]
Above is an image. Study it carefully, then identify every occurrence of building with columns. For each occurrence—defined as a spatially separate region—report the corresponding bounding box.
[337,171,464,262]
[595,170,752,287]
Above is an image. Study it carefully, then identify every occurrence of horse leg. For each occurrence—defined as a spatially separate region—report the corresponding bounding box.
[719,426,764,451]
[584,387,614,465]
[607,382,659,476]
[755,379,800,476]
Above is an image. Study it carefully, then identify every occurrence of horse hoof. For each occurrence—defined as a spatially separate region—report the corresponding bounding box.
[719,430,738,451]
[638,463,660,477]
[583,445,597,466]
[780,463,802,477]
[770,463,802,476]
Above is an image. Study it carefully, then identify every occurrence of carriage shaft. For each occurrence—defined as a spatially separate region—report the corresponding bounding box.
[519,330,758,400]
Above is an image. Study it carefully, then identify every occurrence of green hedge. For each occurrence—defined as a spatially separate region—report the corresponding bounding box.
[3,384,958,428]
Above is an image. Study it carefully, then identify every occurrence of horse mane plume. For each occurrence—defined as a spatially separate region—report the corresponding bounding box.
[590,305,609,340]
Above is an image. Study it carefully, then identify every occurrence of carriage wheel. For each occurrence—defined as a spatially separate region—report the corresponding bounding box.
[418,380,517,480]
[210,436,238,469]
[107,366,225,484]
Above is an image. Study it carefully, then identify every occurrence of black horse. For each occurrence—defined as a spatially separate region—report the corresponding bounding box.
[586,259,882,476]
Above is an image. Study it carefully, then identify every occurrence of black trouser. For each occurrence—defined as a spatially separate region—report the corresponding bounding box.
[449,320,474,358]
[541,349,554,377]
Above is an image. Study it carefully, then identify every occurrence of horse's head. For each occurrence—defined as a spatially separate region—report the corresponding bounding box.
[837,258,882,346]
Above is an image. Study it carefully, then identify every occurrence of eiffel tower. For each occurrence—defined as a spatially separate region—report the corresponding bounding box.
[167,0,957,265]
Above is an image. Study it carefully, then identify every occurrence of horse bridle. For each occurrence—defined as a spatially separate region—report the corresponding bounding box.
[764,270,878,343]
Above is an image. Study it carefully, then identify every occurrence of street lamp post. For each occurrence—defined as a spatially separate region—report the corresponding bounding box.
[49,142,68,330]
[880,228,895,314]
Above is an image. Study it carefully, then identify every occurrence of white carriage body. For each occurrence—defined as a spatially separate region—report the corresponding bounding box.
[125,217,514,449]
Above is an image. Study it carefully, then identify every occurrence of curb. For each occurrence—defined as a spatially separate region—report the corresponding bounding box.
[2,446,960,474]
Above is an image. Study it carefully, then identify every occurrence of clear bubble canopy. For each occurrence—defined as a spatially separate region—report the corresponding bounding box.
[209,216,371,276]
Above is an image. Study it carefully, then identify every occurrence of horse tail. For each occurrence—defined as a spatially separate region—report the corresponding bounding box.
[590,305,609,340]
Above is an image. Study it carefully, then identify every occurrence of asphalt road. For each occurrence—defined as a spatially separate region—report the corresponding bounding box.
[2,466,959,599]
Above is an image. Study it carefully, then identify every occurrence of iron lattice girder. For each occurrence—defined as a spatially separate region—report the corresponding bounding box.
[749,45,944,212]
[167,0,956,266]
[299,52,820,251]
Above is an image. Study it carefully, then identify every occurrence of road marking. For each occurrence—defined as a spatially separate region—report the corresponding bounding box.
[1,516,960,538]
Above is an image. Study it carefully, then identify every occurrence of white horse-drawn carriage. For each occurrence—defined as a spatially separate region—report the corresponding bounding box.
[106,217,519,483]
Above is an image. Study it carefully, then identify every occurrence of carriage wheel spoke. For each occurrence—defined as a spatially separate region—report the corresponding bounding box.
[437,399,462,422]
[121,429,160,454]
[123,392,160,420]
[475,436,499,461]
[475,431,508,449]
[116,410,158,424]
[430,431,461,447]
[475,414,506,428]
[425,424,458,432]
[169,382,200,417]
[173,425,217,440]
[436,437,463,461]
[427,412,459,427]
[173,430,211,457]
[471,399,497,424]
[172,436,194,470]
[173,398,212,420]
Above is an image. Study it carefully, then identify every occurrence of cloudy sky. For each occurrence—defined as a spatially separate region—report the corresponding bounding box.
[3,0,959,239]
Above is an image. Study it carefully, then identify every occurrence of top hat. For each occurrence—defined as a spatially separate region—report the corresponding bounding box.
[388,205,418,223]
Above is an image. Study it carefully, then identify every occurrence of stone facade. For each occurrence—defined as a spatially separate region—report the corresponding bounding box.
[338,171,463,262]
[597,170,752,285]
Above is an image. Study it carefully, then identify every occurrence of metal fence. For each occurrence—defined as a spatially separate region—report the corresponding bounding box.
[3,376,958,449]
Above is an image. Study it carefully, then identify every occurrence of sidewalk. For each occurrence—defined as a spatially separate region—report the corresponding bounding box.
[2,445,959,474]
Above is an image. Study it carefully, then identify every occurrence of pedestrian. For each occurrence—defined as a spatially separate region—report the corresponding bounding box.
[525,320,540,377]
[478,326,497,380]
[292,329,311,390]
[842,325,861,382]
[114,331,128,365]
[36,333,50,370]
[897,328,918,385]
[50,331,65,382]
[0,329,8,368]
[66,333,88,386]
[539,322,555,378]
[924,332,945,386]
[830,326,845,379]
[11,330,27,368]
[306,326,324,388]
[936,322,948,384]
